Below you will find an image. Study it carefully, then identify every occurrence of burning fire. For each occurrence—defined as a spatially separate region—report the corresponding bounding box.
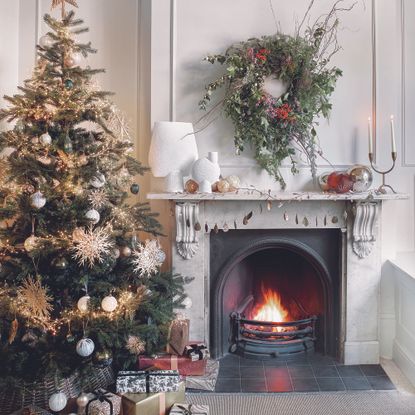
[251,287,291,331]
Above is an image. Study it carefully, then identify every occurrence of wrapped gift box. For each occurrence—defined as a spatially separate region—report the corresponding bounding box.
[138,354,206,376]
[170,403,209,415]
[116,370,181,394]
[184,344,210,362]
[184,360,219,391]
[122,381,185,415]
[167,318,189,355]
[86,390,121,415]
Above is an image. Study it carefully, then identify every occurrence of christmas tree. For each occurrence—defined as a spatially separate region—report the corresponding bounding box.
[0,4,187,385]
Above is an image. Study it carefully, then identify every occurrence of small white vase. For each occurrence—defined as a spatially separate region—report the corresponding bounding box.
[192,152,220,184]
[166,170,184,192]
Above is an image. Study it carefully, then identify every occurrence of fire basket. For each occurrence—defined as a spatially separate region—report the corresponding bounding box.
[229,295,318,358]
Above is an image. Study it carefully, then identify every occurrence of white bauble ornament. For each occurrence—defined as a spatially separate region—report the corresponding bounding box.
[30,191,46,209]
[71,51,83,66]
[111,248,121,259]
[39,132,52,145]
[76,392,89,408]
[48,391,68,412]
[90,173,106,189]
[24,235,39,252]
[77,295,90,312]
[39,34,54,48]
[85,209,100,224]
[101,295,118,312]
[76,337,95,357]
[182,297,192,309]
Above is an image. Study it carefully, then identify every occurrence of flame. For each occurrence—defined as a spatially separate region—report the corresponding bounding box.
[251,287,290,331]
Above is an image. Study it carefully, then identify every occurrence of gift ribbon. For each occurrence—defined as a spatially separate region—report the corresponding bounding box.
[159,392,166,415]
[170,354,178,371]
[85,389,114,415]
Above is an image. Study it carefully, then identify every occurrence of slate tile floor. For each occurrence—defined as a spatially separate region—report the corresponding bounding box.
[213,353,396,393]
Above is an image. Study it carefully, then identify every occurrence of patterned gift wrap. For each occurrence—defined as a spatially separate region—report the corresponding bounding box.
[170,403,209,415]
[184,344,210,362]
[122,381,185,415]
[116,370,181,394]
[138,354,207,376]
[184,360,219,392]
[86,390,121,415]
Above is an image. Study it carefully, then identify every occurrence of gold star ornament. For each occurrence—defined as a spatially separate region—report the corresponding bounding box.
[51,0,78,19]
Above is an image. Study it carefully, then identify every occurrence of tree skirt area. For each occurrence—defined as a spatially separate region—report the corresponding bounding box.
[186,391,415,415]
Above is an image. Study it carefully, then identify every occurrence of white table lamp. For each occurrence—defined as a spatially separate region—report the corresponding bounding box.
[148,121,198,192]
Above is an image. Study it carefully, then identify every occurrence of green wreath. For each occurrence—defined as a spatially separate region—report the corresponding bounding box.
[199,32,342,189]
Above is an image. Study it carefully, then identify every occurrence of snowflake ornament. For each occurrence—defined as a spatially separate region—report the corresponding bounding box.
[71,226,114,267]
[88,189,109,209]
[126,335,145,355]
[131,239,165,277]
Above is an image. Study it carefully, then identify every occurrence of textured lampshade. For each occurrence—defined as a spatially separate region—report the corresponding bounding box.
[148,121,199,177]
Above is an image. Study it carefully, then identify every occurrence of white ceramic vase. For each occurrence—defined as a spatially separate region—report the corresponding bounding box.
[192,152,220,184]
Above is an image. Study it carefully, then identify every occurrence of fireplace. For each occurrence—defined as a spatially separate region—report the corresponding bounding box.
[209,229,341,359]
[147,192,407,365]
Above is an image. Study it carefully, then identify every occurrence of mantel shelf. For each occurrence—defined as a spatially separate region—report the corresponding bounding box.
[147,190,409,202]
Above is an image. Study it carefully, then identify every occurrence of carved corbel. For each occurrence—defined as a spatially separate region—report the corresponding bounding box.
[175,202,200,259]
[352,202,379,258]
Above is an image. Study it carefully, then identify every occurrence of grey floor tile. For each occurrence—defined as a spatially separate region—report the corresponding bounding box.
[241,378,267,392]
[292,377,320,392]
[343,376,372,391]
[337,365,364,377]
[312,365,339,378]
[360,364,387,377]
[366,376,396,390]
[317,377,346,391]
[266,376,293,392]
[288,365,314,378]
[218,365,240,378]
[264,366,290,378]
[240,366,265,378]
[215,377,241,392]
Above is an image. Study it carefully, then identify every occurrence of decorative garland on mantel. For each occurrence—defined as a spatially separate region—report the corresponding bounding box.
[199,1,356,189]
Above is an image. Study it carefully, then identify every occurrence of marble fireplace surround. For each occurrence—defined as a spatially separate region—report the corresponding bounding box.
[148,191,408,365]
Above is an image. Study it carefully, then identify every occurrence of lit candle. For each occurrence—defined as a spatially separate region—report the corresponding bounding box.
[390,115,397,153]
[368,116,373,154]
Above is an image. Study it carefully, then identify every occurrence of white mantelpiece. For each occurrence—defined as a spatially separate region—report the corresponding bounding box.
[148,190,408,365]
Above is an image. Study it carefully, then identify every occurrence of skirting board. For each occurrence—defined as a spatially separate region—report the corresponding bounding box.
[393,339,415,386]
[344,341,380,364]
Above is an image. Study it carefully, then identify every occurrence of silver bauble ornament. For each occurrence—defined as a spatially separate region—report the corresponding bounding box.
[347,165,373,193]
[24,235,39,252]
[48,391,68,412]
[120,246,131,257]
[182,297,192,309]
[111,248,120,259]
[30,191,46,209]
[72,227,85,242]
[101,295,118,312]
[76,392,89,408]
[39,34,54,48]
[85,209,100,224]
[76,337,95,357]
[39,132,52,145]
[77,295,90,312]
[90,172,106,189]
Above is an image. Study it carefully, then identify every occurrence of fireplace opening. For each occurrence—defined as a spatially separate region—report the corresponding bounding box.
[210,230,341,360]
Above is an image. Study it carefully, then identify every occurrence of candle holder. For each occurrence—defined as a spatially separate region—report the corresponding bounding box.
[369,152,397,194]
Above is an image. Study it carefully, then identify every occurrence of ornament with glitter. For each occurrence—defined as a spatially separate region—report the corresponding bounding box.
[88,189,109,209]
[131,239,164,277]
[126,335,145,355]
[71,226,114,267]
